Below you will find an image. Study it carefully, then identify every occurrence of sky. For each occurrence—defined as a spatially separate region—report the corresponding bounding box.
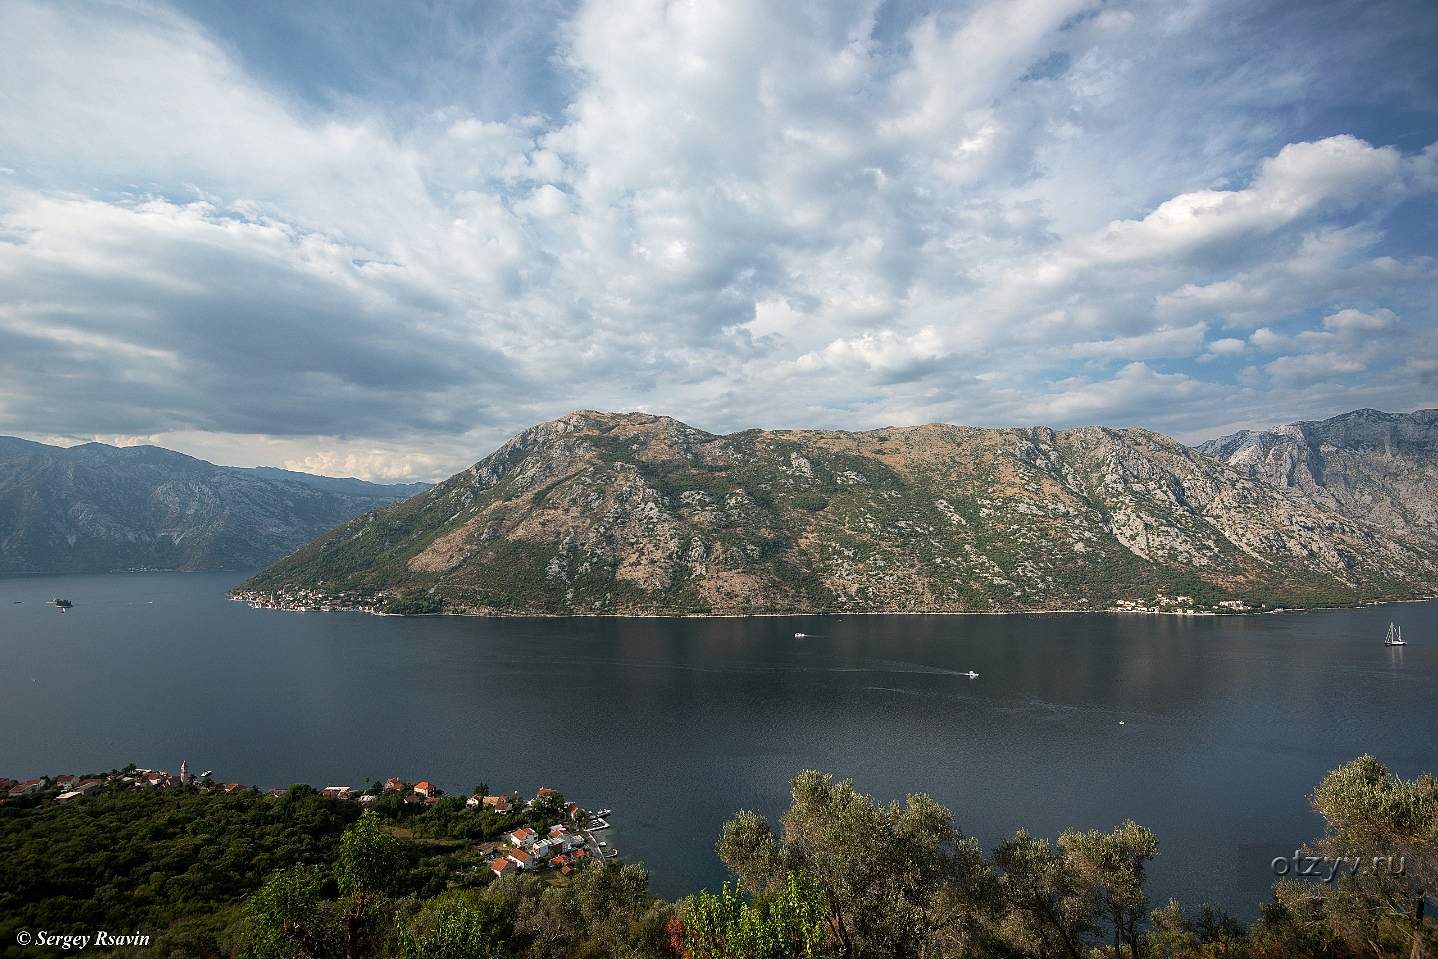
[1,0,1436,482]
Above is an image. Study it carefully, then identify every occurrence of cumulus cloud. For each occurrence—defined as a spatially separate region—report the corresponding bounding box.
[282,449,449,483]
[1204,338,1248,358]
[0,0,1435,477]
[1323,307,1398,333]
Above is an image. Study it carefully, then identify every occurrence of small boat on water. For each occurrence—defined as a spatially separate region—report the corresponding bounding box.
[962,670,979,679]
[52,597,73,609]
[1384,622,1406,646]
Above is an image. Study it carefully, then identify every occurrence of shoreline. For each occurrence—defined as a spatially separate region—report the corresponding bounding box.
[228,591,1438,621]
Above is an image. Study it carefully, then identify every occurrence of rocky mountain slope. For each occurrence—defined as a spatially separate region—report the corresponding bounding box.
[0,439,429,573]
[0,436,55,464]
[238,411,1438,616]
[1197,409,1438,540]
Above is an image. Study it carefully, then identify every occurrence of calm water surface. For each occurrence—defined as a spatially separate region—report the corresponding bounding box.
[1,572,1435,917]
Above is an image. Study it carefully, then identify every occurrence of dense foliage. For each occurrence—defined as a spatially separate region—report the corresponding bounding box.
[0,784,360,956]
[382,592,443,615]
[1,757,1434,958]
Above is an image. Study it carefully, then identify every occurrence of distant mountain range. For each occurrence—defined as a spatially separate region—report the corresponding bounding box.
[0,438,429,573]
[237,408,1438,616]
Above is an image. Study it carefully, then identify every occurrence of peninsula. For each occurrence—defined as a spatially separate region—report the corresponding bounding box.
[236,409,1438,617]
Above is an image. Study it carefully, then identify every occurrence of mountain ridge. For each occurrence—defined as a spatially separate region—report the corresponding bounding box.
[238,409,1438,616]
[0,438,431,573]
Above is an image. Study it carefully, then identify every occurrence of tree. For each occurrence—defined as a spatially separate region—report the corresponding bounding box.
[337,811,402,898]
[241,865,339,959]
[335,811,404,959]
[716,770,996,958]
[1144,899,1199,958]
[398,890,513,959]
[1247,880,1347,959]
[1310,755,1438,959]
[1059,820,1158,958]
[528,791,566,820]
[1193,903,1243,958]
[677,873,831,959]
[993,830,1093,959]
[494,862,670,959]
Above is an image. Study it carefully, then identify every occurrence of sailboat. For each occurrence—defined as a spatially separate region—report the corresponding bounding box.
[1384,622,1406,646]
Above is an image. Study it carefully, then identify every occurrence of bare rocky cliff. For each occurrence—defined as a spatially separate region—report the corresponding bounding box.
[1197,408,1438,539]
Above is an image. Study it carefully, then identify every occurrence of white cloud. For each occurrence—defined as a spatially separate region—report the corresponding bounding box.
[1201,337,1248,362]
[283,449,448,483]
[1265,352,1369,381]
[1250,328,1291,352]
[1068,323,1207,360]
[1021,362,1220,421]
[1323,307,1398,333]
[0,0,1434,473]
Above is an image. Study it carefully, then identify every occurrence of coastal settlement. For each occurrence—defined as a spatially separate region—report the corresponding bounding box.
[0,764,617,880]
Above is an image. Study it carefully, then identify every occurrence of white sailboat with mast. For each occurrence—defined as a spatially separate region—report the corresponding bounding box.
[1384,622,1405,646]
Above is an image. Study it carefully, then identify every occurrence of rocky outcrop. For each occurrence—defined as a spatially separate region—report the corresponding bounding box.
[238,410,1438,615]
[1197,409,1438,539]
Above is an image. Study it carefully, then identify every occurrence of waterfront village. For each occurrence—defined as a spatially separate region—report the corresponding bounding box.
[239,585,1264,616]
[235,586,392,614]
[1,763,618,880]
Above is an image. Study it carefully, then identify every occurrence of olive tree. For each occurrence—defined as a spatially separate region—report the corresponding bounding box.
[1310,755,1438,959]
[716,770,997,958]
